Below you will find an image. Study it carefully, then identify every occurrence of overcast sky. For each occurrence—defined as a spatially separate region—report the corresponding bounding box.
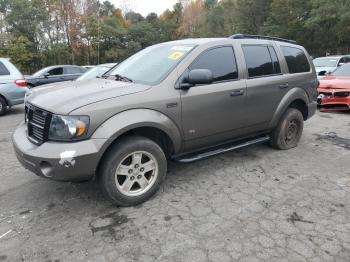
[109,0,178,16]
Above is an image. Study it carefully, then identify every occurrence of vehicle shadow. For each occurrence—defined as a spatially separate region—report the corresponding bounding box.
[6,105,25,116]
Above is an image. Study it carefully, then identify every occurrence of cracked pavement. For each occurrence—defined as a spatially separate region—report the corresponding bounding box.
[0,106,350,262]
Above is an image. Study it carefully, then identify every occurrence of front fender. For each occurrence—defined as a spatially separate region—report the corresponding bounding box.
[92,109,183,157]
[269,87,309,129]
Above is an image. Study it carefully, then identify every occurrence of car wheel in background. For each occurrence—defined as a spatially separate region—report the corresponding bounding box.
[0,96,7,116]
[270,108,304,150]
[98,136,167,206]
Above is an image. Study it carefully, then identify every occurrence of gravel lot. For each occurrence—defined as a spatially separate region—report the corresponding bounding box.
[0,105,350,262]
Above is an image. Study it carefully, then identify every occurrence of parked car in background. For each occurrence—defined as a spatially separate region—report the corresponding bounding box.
[82,65,95,70]
[25,65,87,88]
[0,58,28,116]
[76,63,117,81]
[317,63,350,111]
[313,55,350,78]
[13,35,317,206]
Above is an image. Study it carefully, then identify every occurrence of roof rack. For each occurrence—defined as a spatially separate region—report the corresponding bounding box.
[229,34,297,44]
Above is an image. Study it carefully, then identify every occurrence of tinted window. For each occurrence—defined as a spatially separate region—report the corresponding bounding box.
[268,46,281,74]
[0,62,10,76]
[281,46,310,73]
[189,46,238,82]
[48,67,63,75]
[242,45,276,77]
[66,66,83,74]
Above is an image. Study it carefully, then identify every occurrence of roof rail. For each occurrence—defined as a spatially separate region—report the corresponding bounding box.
[229,34,297,44]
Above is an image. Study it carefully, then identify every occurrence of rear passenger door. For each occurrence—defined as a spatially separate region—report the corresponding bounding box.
[180,45,247,150]
[242,44,288,129]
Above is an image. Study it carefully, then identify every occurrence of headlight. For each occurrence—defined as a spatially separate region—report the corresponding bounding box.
[49,115,90,141]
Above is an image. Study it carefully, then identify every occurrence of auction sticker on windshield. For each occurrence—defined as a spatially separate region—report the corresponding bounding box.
[168,51,184,60]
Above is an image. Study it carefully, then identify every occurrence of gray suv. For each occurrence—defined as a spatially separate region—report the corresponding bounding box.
[13,35,318,206]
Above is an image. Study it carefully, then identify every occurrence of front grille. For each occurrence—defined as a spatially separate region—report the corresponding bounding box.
[25,103,52,145]
[334,92,350,98]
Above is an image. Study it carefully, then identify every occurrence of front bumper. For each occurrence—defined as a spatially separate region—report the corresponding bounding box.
[317,98,350,111]
[13,122,107,182]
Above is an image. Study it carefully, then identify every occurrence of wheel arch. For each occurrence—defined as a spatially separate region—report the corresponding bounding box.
[269,88,309,129]
[92,109,182,172]
[0,93,8,106]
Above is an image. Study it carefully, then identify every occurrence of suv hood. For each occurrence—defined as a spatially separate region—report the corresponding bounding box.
[27,79,151,114]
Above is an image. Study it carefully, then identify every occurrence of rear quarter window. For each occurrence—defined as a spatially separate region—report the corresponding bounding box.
[281,46,310,74]
[0,62,10,76]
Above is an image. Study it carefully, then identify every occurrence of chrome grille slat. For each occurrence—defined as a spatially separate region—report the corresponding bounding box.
[25,103,52,145]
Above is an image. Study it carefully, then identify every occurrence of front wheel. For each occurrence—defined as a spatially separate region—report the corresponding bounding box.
[270,108,304,150]
[98,136,167,206]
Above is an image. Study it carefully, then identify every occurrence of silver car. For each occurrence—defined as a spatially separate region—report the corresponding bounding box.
[313,55,350,78]
[76,63,117,81]
[0,58,29,115]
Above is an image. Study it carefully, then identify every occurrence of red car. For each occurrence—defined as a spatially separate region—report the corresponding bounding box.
[318,63,350,111]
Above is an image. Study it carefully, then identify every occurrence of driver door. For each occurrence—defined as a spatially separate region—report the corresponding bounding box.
[38,67,64,85]
[180,46,247,150]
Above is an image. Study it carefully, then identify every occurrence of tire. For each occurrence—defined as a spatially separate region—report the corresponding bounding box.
[270,108,304,150]
[98,136,167,206]
[0,96,7,116]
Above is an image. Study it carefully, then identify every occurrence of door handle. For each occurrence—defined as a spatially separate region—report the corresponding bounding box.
[230,89,245,97]
[279,83,289,89]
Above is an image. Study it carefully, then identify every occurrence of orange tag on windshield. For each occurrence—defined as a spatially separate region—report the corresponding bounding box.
[168,52,184,60]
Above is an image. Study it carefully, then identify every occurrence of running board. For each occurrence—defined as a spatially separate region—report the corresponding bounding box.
[173,135,271,163]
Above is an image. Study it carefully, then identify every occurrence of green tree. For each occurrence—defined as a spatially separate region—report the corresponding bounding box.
[1,35,33,73]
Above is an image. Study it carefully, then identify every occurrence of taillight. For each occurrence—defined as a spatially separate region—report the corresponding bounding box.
[15,79,27,88]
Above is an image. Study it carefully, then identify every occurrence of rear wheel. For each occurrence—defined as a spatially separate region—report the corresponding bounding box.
[0,96,7,116]
[98,136,167,206]
[270,108,304,150]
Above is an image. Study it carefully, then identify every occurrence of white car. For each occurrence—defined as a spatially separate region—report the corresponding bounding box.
[313,55,350,78]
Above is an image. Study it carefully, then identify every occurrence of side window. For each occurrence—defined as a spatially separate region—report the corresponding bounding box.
[65,66,82,74]
[0,62,10,76]
[339,58,345,64]
[268,46,281,74]
[281,46,310,73]
[48,67,63,76]
[189,46,238,82]
[242,45,280,78]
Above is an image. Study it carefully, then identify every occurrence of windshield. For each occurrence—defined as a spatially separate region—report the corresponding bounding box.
[77,66,111,81]
[108,44,196,84]
[331,64,350,77]
[313,58,338,67]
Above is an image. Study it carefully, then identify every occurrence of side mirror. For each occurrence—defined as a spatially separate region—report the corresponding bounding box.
[318,71,327,76]
[180,69,214,89]
[338,62,345,67]
[43,72,50,78]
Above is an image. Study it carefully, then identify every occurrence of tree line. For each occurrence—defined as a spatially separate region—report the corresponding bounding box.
[0,0,349,74]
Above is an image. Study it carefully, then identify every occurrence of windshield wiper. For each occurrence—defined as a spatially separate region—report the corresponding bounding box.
[112,74,133,83]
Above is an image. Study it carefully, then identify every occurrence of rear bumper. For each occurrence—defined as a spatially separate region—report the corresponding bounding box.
[307,101,317,119]
[3,85,28,106]
[12,122,107,182]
